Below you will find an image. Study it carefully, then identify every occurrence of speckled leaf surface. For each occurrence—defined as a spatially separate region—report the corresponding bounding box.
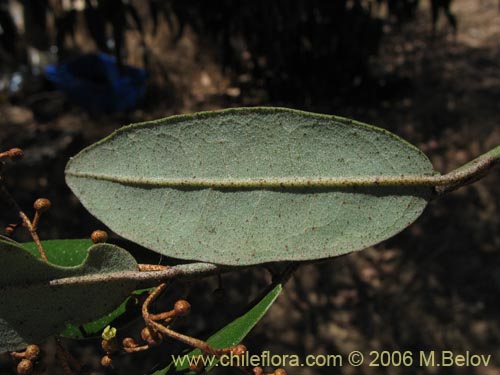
[0,239,138,352]
[66,107,435,266]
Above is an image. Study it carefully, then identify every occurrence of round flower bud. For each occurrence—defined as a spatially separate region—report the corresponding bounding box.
[231,344,247,357]
[122,337,138,348]
[274,369,287,375]
[174,300,191,317]
[17,359,33,375]
[91,230,108,244]
[33,198,51,213]
[101,355,112,367]
[253,367,264,375]
[24,345,40,361]
[8,148,24,161]
[141,327,163,346]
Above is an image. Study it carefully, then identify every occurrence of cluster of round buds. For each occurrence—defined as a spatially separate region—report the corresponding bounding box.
[98,299,199,370]
[11,344,40,375]
[100,299,193,369]
[100,325,164,367]
[118,327,164,353]
[100,326,118,368]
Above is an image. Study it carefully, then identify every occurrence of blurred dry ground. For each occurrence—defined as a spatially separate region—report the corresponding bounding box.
[0,0,500,375]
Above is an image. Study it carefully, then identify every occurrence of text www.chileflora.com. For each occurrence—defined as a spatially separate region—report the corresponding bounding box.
[171,350,493,369]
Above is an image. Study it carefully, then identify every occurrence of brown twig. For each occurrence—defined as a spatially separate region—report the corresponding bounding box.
[139,264,170,271]
[149,310,176,322]
[0,148,24,161]
[31,211,42,231]
[122,344,150,353]
[142,283,218,355]
[0,184,48,262]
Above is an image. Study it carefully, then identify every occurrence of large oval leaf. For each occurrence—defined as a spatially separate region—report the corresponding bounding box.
[65,107,434,265]
[0,239,138,352]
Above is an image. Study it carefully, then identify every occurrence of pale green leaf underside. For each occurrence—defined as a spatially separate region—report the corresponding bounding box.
[0,240,138,352]
[65,107,434,265]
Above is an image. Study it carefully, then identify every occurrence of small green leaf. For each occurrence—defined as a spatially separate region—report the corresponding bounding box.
[21,239,147,339]
[153,283,282,375]
[0,239,138,352]
[66,107,434,265]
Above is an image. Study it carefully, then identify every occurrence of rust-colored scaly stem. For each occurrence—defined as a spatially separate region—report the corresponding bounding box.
[139,264,170,271]
[142,283,169,323]
[149,310,176,322]
[0,148,24,161]
[122,344,150,353]
[0,184,48,262]
[142,283,218,356]
[150,319,218,355]
[31,211,41,231]
[10,351,25,359]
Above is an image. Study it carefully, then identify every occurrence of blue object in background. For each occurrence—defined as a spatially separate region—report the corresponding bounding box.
[45,53,147,113]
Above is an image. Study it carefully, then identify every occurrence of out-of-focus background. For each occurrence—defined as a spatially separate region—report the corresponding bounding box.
[0,1,499,374]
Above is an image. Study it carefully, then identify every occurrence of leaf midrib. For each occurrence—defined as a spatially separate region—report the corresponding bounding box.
[67,171,446,187]
[66,150,500,189]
